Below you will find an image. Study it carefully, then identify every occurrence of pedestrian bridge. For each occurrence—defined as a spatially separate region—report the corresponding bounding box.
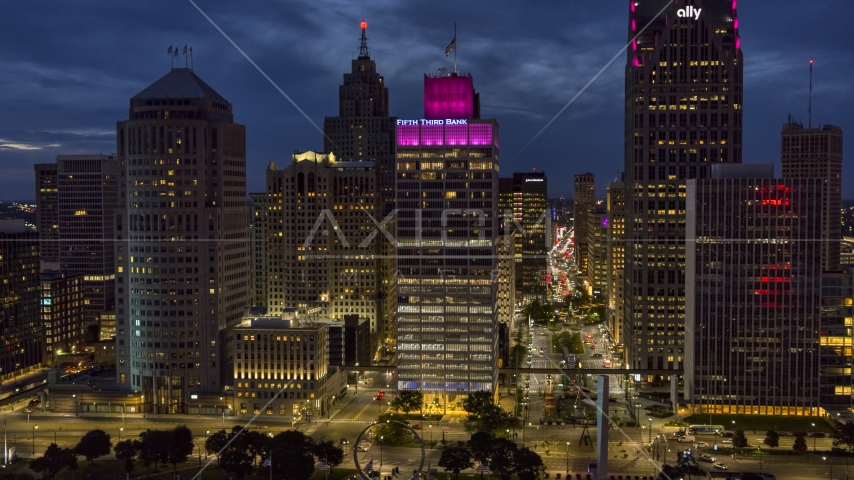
[344,366,683,376]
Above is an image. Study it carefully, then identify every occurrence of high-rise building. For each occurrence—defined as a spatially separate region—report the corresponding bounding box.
[34,164,59,262]
[573,173,595,276]
[587,209,608,295]
[34,156,119,327]
[495,232,516,327]
[258,153,383,353]
[249,191,269,308]
[395,73,499,401]
[606,181,626,351]
[0,220,42,379]
[115,67,250,412]
[781,121,843,272]
[818,268,854,408]
[685,165,823,415]
[624,0,743,377]
[40,271,85,365]
[499,172,548,303]
[322,23,397,352]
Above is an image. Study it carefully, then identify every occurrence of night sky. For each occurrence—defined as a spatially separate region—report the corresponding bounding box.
[1,1,852,201]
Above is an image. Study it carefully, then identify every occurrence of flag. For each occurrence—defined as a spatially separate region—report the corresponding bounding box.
[364,460,374,472]
[444,36,456,56]
[183,45,188,55]
[261,457,271,468]
[475,461,489,472]
[316,460,328,471]
[167,45,173,55]
[188,46,193,55]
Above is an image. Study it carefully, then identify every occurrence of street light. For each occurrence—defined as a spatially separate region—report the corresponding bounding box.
[824,455,833,479]
[119,427,123,442]
[32,426,38,458]
[429,425,433,448]
[648,418,653,443]
[812,423,817,453]
[565,441,570,474]
[379,436,384,468]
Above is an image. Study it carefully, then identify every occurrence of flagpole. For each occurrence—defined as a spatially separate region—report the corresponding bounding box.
[453,22,457,74]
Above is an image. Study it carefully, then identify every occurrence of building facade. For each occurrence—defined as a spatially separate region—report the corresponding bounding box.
[587,210,608,295]
[395,74,499,400]
[34,164,59,262]
[781,121,843,272]
[495,233,516,327]
[249,192,269,308]
[499,172,548,303]
[0,220,42,380]
[606,181,626,350]
[40,271,85,366]
[623,0,744,377]
[685,166,823,415]
[115,67,251,412]
[573,173,595,276]
[233,316,347,420]
[818,268,854,408]
[322,24,398,352]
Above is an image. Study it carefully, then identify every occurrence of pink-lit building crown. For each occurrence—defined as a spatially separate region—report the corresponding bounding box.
[424,73,479,120]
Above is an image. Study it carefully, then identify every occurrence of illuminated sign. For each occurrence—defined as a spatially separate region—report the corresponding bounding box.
[397,119,468,126]
[677,6,702,20]
[525,178,543,182]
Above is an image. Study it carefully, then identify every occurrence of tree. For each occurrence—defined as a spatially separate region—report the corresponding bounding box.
[438,447,474,480]
[732,429,748,448]
[167,425,195,473]
[831,422,854,452]
[268,430,316,480]
[138,429,170,471]
[374,414,414,445]
[243,430,268,467]
[468,432,494,464]
[514,448,545,480]
[205,429,229,462]
[30,444,77,479]
[462,391,495,417]
[390,390,424,414]
[311,439,344,473]
[488,438,518,480]
[675,452,705,479]
[463,404,520,436]
[74,429,112,465]
[219,442,254,479]
[793,434,808,454]
[113,439,141,475]
[763,430,780,448]
[657,464,681,480]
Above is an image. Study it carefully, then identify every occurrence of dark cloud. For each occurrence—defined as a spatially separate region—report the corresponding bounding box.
[1,0,851,201]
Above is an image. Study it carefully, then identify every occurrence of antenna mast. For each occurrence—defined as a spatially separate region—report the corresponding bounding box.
[809,59,813,128]
[359,21,369,59]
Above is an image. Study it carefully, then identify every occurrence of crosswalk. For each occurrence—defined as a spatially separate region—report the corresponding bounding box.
[326,419,374,424]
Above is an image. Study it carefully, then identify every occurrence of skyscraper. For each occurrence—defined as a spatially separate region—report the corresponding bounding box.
[781,121,843,272]
[573,173,594,276]
[499,172,548,303]
[115,67,250,411]
[624,0,743,377]
[395,73,499,401]
[685,165,823,415]
[0,220,42,378]
[587,208,607,295]
[259,152,383,339]
[34,164,59,262]
[606,181,626,350]
[40,271,85,365]
[322,22,397,350]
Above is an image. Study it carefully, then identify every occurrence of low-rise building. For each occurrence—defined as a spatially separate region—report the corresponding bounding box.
[40,271,86,366]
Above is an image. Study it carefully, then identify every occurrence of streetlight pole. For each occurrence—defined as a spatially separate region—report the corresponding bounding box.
[565,441,570,474]
[429,425,433,448]
[32,426,37,458]
[119,427,123,442]
[812,423,817,453]
[380,436,384,469]
[648,418,653,443]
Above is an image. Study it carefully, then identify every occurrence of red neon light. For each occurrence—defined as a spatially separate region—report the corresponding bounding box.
[760,277,790,283]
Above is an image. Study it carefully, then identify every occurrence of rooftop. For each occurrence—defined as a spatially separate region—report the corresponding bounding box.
[132,68,227,101]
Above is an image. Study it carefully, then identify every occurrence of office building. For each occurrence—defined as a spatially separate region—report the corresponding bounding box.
[573,173,595,276]
[114,66,251,412]
[685,165,823,415]
[322,23,397,353]
[495,233,516,326]
[395,72,499,401]
[623,0,743,377]
[818,268,854,408]
[781,121,844,272]
[587,208,608,295]
[0,220,42,379]
[40,271,85,366]
[249,192,269,308]
[499,172,548,303]
[34,156,119,326]
[549,196,571,228]
[606,181,626,350]
[34,164,59,262]
[233,315,347,420]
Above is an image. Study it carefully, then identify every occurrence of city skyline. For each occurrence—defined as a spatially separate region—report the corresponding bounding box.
[1,1,852,201]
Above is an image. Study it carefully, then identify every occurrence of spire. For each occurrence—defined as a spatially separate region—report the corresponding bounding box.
[358,21,370,59]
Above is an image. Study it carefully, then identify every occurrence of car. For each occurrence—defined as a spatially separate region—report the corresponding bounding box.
[673,431,687,438]
[720,431,735,438]
[694,442,709,448]
[713,463,728,470]
[810,432,826,438]
[340,438,349,445]
[722,439,733,444]
[592,353,603,358]
[699,454,716,463]
[678,437,694,443]
[412,424,422,430]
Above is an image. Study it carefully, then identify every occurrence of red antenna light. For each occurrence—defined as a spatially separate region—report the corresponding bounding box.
[360,21,367,30]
